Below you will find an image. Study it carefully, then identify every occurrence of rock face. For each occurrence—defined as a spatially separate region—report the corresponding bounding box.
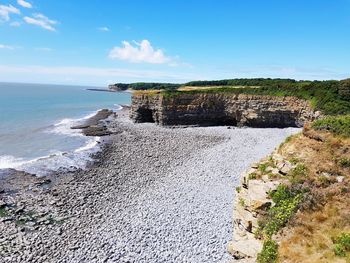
[228,152,296,262]
[130,92,318,128]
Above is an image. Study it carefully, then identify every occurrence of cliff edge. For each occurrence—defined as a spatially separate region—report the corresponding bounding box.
[130,92,319,128]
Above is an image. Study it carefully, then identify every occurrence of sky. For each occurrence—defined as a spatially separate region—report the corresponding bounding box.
[0,0,350,86]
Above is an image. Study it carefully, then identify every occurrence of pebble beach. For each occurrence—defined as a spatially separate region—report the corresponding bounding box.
[0,108,299,263]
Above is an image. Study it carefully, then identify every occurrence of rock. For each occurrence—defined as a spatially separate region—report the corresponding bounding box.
[247,180,278,211]
[227,238,262,259]
[337,176,345,183]
[130,93,316,127]
[0,200,7,208]
[227,241,248,259]
[277,161,293,175]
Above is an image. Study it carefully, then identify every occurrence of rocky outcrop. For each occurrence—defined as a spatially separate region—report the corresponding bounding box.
[228,152,295,262]
[130,92,319,128]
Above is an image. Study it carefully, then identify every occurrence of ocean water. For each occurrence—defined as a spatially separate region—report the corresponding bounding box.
[0,82,131,176]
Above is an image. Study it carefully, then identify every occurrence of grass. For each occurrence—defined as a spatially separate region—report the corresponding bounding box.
[276,126,350,262]
[257,239,279,263]
[0,207,8,217]
[312,115,350,138]
[239,197,246,207]
[258,185,303,238]
[289,163,309,184]
[339,157,350,168]
[333,233,350,257]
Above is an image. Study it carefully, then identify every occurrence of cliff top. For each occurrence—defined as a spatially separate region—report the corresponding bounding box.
[130,79,350,116]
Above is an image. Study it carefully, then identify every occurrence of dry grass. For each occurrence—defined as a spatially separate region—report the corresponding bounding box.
[276,128,350,262]
[133,90,163,95]
[177,85,260,91]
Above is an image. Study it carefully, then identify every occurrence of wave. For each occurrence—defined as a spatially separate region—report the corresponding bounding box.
[0,105,123,176]
[0,155,29,169]
[0,138,100,176]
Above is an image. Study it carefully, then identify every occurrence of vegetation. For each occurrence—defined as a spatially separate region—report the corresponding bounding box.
[185,78,300,87]
[333,233,350,257]
[257,239,279,263]
[121,78,349,115]
[277,126,350,262]
[258,185,303,238]
[312,115,350,137]
[110,82,181,91]
[0,207,8,217]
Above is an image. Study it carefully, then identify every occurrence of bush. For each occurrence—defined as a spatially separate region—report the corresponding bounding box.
[260,185,303,237]
[257,239,279,263]
[339,158,350,168]
[312,115,350,138]
[333,233,350,257]
[289,164,308,184]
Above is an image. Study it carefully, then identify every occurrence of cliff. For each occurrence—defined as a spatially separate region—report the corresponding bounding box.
[130,92,319,128]
[228,123,350,262]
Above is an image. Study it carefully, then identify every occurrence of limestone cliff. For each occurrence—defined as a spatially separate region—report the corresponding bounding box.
[130,92,318,128]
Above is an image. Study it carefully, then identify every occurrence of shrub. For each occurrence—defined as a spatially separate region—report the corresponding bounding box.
[339,157,350,168]
[239,197,246,207]
[289,164,308,184]
[235,186,241,193]
[259,163,269,173]
[248,173,258,180]
[333,233,350,257]
[260,185,303,237]
[0,208,8,217]
[312,115,350,138]
[257,239,279,263]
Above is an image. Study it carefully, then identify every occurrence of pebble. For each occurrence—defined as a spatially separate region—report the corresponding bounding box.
[0,112,299,263]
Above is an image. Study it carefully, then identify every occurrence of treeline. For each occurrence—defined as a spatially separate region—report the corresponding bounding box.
[110,82,181,91]
[185,78,302,87]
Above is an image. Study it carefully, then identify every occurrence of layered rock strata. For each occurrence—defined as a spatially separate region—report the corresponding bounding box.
[130,92,318,128]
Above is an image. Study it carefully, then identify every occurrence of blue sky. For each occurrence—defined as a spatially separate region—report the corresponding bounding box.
[0,0,350,86]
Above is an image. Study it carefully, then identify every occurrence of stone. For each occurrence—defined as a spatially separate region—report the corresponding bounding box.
[227,238,262,259]
[277,161,293,175]
[247,180,278,211]
[336,176,345,183]
[130,93,317,127]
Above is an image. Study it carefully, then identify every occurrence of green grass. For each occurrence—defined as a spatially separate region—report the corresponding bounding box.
[257,239,279,263]
[289,163,309,184]
[0,208,8,217]
[339,157,350,168]
[312,115,350,138]
[259,185,303,238]
[333,233,350,257]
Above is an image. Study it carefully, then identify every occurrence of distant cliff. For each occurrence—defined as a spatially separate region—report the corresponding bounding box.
[130,92,319,128]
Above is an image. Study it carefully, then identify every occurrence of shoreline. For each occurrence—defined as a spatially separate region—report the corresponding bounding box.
[0,110,300,262]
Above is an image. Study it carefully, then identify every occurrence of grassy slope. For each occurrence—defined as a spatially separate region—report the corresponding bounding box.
[274,121,350,262]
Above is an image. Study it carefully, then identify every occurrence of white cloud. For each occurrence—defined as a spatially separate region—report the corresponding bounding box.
[108,40,171,64]
[9,21,21,27]
[17,0,32,8]
[0,44,15,50]
[98,27,109,32]
[0,65,200,85]
[23,13,57,31]
[0,4,20,21]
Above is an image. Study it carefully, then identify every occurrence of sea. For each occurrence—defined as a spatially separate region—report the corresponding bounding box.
[0,82,131,176]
